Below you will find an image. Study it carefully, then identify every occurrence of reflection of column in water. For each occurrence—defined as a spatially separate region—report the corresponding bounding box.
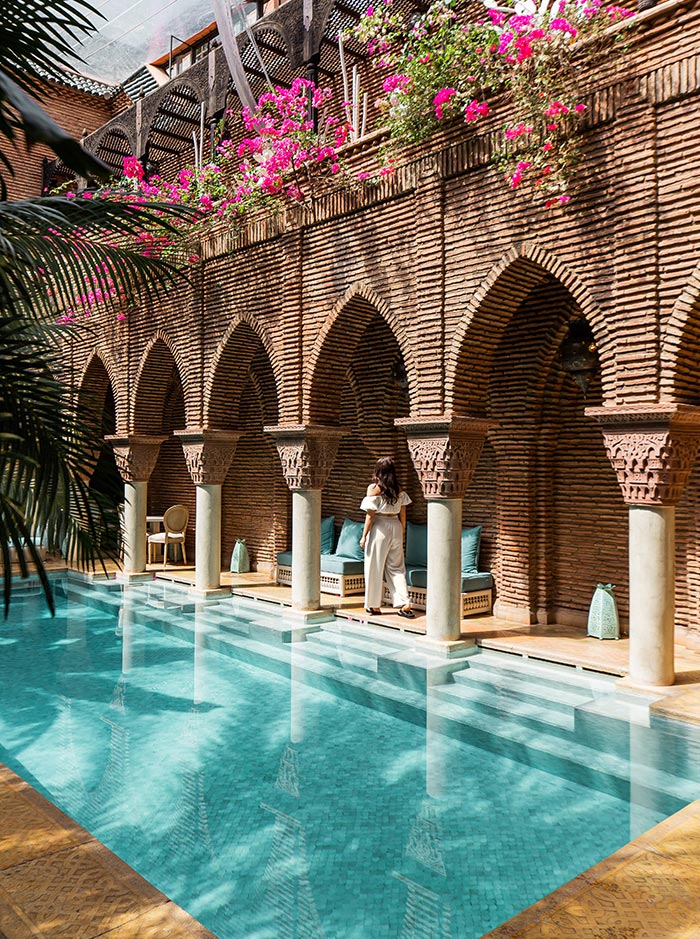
[426,688,449,798]
[629,720,665,840]
[290,640,306,745]
[118,587,136,675]
[260,803,325,939]
[393,872,452,939]
[193,602,211,707]
[405,798,446,876]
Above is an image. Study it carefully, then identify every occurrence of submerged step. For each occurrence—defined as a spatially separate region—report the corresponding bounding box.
[466,649,617,696]
[456,662,596,713]
[432,680,575,733]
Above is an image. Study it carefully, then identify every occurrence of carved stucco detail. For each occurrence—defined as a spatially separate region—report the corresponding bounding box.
[601,429,700,505]
[175,429,240,485]
[397,416,492,499]
[586,405,700,506]
[265,425,343,490]
[106,435,167,483]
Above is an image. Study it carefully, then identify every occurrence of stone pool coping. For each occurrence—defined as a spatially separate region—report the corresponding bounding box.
[481,800,700,938]
[0,763,217,939]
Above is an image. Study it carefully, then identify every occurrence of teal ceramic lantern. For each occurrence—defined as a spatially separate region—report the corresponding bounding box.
[587,583,620,640]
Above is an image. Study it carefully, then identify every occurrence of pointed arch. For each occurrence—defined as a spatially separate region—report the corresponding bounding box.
[305,282,418,424]
[78,348,127,431]
[660,260,700,402]
[204,315,283,427]
[132,333,193,434]
[446,243,610,414]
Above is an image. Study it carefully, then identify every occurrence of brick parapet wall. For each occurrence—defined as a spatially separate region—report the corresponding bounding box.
[65,1,700,629]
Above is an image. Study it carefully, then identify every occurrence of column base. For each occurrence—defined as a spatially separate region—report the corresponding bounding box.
[115,571,153,584]
[412,636,477,659]
[187,586,232,599]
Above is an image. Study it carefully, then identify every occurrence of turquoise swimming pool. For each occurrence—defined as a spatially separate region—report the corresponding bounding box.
[1,575,698,939]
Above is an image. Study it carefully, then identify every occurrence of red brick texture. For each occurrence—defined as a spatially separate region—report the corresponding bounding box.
[66,0,700,639]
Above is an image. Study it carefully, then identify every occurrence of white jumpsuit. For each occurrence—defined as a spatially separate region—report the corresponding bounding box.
[360,491,412,610]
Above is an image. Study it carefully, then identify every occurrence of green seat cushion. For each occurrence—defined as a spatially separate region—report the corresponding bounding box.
[321,555,365,575]
[405,522,427,568]
[276,551,293,567]
[335,518,365,560]
[461,572,493,592]
[406,566,427,588]
[321,515,336,555]
[461,525,483,574]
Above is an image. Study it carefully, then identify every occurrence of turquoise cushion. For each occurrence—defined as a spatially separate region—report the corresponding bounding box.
[461,525,482,574]
[321,515,335,555]
[335,518,365,560]
[461,572,493,592]
[406,566,427,588]
[405,522,427,568]
[321,555,365,575]
[277,551,293,567]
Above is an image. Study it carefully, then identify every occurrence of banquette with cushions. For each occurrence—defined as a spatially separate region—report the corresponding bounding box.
[276,517,366,596]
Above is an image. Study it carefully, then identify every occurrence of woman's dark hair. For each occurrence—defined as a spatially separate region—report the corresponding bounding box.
[373,457,400,504]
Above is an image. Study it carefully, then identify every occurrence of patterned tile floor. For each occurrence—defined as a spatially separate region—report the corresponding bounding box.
[0,764,216,939]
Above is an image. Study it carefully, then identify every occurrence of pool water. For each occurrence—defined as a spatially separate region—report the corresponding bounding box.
[0,576,697,939]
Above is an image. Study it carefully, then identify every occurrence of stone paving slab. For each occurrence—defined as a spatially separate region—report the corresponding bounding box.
[480,801,700,939]
[0,765,218,939]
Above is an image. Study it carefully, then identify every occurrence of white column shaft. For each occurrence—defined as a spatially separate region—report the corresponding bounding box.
[292,489,321,611]
[123,480,147,573]
[426,498,462,642]
[628,505,675,686]
[195,483,222,591]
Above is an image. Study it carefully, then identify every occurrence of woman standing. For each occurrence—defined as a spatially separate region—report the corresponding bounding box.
[359,457,414,618]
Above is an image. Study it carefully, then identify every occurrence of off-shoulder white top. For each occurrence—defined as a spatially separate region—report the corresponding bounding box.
[360,491,412,515]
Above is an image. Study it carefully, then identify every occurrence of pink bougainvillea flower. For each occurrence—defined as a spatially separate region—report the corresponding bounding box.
[464,99,489,122]
[433,87,456,119]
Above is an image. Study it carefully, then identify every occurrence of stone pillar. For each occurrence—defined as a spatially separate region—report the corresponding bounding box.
[175,428,240,593]
[265,424,343,611]
[107,435,167,577]
[587,404,700,686]
[397,415,492,642]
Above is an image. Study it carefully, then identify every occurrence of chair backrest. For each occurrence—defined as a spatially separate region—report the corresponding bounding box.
[163,504,189,534]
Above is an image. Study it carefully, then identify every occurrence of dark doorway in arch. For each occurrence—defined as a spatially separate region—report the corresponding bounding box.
[322,316,420,533]
[480,274,627,628]
[79,360,123,552]
[207,325,284,573]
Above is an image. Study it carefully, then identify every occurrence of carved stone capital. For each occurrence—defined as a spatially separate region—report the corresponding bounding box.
[106,435,168,483]
[396,415,493,499]
[174,428,241,486]
[586,404,700,505]
[264,424,343,490]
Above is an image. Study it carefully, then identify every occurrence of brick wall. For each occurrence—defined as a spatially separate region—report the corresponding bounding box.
[66,0,700,636]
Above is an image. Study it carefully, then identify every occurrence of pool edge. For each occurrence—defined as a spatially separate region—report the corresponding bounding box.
[0,761,219,939]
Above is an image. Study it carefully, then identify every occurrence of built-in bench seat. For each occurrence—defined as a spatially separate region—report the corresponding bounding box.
[276,517,366,596]
[277,516,493,613]
[383,522,493,615]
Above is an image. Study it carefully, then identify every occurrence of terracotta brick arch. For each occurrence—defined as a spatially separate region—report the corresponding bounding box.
[132,333,193,434]
[78,349,127,432]
[446,243,609,415]
[660,262,700,403]
[304,282,418,424]
[203,315,283,427]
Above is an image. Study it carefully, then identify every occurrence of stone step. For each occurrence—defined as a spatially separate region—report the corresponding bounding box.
[323,618,419,649]
[428,692,699,811]
[465,649,617,696]
[455,662,596,714]
[305,629,405,659]
[432,681,575,733]
[290,641,380,678]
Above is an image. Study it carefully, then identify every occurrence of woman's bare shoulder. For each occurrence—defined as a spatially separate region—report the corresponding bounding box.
[367,484,382,496]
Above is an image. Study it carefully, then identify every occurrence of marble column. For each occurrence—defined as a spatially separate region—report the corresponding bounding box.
[265,424,343,611]
[107,435,167,577]
[397,415,492,642]
[175,428,240,593]
[587,404,700,686]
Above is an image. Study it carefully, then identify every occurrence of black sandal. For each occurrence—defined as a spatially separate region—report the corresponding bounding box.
[398,608,415,619]
[365,608,382,615]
